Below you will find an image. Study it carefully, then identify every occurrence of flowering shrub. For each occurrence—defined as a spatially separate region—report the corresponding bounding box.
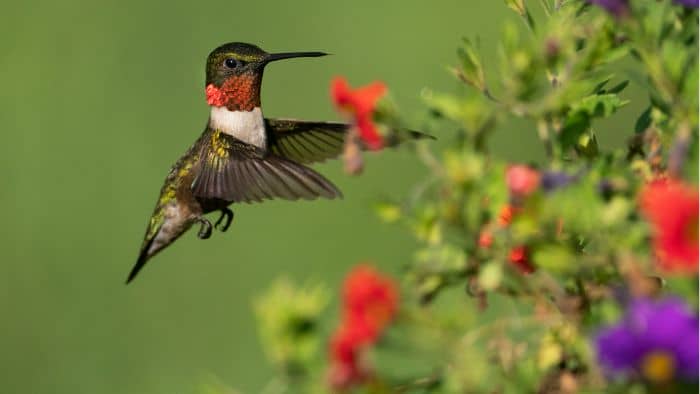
[245,1,698,393]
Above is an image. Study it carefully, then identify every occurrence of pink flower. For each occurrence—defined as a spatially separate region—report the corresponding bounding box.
[506,165,541,197]
[478,230,494,249]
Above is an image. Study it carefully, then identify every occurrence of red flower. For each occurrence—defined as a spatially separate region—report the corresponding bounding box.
[330,325,364,386]
[328,264,399,390]
[342,265,398,342]
[640,180,699,274]
[506,165,541,197]
[331,77,387,150]
[509,246,536,274]
[328,323,367,388]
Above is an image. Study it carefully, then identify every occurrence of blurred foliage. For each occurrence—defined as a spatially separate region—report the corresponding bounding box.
[254,279,329,377]
[248,1,698,393]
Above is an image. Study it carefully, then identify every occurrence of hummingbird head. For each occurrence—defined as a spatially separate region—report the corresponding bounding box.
[205,42,327,111]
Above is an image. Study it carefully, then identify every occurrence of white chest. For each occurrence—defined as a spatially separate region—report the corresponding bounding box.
[208,106,266,148]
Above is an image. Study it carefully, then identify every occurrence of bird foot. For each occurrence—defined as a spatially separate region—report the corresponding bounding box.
[197,218,213,239]
[215,208,234,232]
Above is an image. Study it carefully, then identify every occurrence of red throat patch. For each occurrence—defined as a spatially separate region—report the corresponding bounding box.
[205,74,261,111]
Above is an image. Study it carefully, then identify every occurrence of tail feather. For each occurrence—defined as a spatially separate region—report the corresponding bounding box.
[126,237,156,284]
[127,211,192,284]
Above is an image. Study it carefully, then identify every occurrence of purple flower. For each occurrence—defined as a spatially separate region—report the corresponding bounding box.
[595,297,699,383]
[588,0,629,16]
[540,171,576,192]
[675,0,699,8]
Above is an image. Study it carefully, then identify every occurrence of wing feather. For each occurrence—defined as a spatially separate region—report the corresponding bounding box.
[266,119,349,164]
[191,130,342,203]
[266,118,434,164]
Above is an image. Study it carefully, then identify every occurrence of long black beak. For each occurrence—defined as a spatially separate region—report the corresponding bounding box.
[264,51,328,64]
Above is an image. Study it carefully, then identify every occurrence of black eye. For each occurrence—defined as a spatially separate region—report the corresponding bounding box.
[224,58,237,68]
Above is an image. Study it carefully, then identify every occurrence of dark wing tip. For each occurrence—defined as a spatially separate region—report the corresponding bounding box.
[331,188,344,199]
[381,129,436,149]
[407,129,436,140]
[317,180,343,200]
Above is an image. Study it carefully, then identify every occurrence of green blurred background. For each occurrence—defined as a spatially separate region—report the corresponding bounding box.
[0,1,644,393]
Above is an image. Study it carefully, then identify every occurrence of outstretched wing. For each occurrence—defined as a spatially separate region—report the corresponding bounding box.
[266,118,435,164]
[191,130,341,203]
[266,119,349,164]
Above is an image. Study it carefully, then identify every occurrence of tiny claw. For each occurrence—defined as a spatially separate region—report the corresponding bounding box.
[214,208,234,232]
[197,218,213,239]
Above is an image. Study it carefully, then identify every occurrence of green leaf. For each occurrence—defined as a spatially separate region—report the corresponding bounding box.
[538,335,563,370]
[570,93,629,118]
[576,131,599,159]
[414,244,468,273]
[590,77,612,94]
[661,39,691,86]
[411,203,442,244]
[542,180,605,234]
[533,245,576,274]
[456,38,486,91]
[601,196,632,226]
[560,94,628,149]
[503,0,526,14]
[606,80,629,94]
[560,111,591,149]
[634,106,652,133]
[478,261,503,291]
[503,0,535,30]
[444,149,485,185]
[375,201,402,223]
[410,245,468,302]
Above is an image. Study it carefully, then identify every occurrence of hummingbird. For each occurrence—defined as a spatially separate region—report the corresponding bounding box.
[127,42,422,283]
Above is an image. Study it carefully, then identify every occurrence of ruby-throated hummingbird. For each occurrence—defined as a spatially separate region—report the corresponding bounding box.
[127,42,418,283]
